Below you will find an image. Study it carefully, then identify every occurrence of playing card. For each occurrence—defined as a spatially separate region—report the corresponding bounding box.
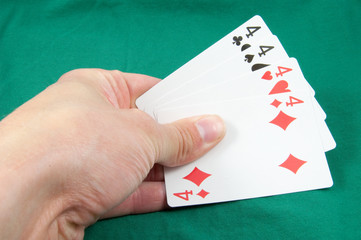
[136,15,274,112]
[157,91,333,207]
[151,35,289,113]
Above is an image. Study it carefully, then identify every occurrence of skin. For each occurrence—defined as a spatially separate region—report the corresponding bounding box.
[0,69,226,239]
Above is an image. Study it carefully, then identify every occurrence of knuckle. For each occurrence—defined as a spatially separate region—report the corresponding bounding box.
[110,70,124,77]
[57,69,87,82]
[170,123,201,166]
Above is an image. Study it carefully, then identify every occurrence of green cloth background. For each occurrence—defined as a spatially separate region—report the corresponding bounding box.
[1,0,360,239]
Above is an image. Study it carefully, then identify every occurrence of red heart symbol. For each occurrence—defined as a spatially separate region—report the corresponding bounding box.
[261,71,273,80]
[269,80,291,95]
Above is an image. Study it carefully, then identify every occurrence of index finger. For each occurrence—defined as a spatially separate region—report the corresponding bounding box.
[121,72,161,108]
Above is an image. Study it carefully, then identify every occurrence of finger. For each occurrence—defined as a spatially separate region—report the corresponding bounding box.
[57,69,160,108]
[121,72,161,105]
[155,115,226,167]
[144,164,164,181]
[106,71,161,108]
[100,181,168,218]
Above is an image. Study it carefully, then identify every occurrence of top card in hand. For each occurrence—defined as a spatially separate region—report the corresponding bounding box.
[158,92,333,207]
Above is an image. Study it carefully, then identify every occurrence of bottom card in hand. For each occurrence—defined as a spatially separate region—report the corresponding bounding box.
[157,91,333,207]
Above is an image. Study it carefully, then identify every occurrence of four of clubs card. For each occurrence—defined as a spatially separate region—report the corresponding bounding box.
[136,15,336,207]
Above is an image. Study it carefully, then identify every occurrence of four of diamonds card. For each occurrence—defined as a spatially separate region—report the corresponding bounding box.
[136,15,336,207]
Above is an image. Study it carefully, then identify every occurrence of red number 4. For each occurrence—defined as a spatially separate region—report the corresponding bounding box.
[276,66,292,77]
[173,190,193,201]
[286,96,304,107]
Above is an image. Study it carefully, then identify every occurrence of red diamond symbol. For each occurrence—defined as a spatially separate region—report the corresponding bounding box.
[183,167,211,186]
[197,189,210,198]
[270,99,282,108]
[269,111,296,130]
[279,154,307,174]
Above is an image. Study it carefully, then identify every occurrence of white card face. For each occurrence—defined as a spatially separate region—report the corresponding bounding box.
[157,92,333,207]
[152,35,289,113]
[136,15,274,112]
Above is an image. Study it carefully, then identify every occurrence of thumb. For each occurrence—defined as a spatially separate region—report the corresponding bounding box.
[155,115,226,167]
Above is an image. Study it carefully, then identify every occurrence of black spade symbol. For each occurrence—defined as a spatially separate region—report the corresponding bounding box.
[241,44,251,52]
[244,54,254,63]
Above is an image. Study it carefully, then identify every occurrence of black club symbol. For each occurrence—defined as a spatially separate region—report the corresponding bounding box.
[232,36,242,46]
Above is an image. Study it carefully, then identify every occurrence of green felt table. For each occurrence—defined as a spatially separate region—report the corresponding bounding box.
[1,0,360,239]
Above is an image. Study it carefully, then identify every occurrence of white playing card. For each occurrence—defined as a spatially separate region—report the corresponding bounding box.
[136,15,274,112]
[152,35,289,113]
[155,58,335,152]
[157,91,333,207]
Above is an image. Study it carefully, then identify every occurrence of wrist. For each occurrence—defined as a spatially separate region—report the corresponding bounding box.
[0,114,69,239]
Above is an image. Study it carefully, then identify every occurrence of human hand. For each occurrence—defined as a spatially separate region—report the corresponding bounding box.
[0,69,225,239]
